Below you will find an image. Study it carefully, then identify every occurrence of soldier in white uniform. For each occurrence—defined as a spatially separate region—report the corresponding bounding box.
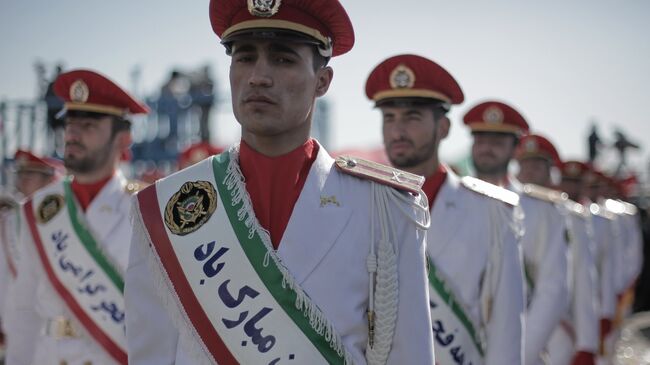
[7,69,149,365]
[0,150,63,354]
[125,1,435,364]
[516,135,600,365]
[364,54,525,365]
[464,101,570,365]
[569,163,619,363]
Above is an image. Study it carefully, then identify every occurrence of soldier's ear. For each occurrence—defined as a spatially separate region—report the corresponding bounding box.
[115,130,133,151]
[438,115,450,140]
[315,66,333,98]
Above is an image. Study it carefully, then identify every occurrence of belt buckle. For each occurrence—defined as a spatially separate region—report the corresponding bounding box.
[53,317,76,339]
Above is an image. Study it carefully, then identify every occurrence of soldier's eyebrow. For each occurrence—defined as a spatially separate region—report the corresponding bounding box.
[231,43,256,55]
[268,42,302,58]
[405,109,424,116]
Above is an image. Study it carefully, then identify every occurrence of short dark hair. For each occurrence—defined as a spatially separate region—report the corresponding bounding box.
[311,46,330,71]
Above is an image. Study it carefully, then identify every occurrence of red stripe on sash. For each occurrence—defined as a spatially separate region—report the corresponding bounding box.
[24,200,127,365]
[138,185,238,364]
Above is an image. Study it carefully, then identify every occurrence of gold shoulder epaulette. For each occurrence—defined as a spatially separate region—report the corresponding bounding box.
[335,156,424,194]
[460,176,519,206]
[522,183,568,203]
[589,203,617,220]
[124,180,149,195]
[565,199,589,218]
[621,201,638,215]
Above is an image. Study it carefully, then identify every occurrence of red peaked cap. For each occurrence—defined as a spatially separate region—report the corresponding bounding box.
[365,54,464,106]
[463,100,529,136]
[560,160,590,179]
[14,149,65,176]
[178,142,224,169]
[515,134,561,167]
[54,69,149,117]
[210,0,354,57]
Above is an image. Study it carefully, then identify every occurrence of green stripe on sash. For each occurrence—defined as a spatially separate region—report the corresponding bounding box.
[63,178,124,292]
[212,153,345,364]
[427,256,484,356]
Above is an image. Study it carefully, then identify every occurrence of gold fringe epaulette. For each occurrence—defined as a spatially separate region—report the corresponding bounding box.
[565,199,589,218]
[460,176,519,206]
[522,183,568,203]
[335,156,424,194]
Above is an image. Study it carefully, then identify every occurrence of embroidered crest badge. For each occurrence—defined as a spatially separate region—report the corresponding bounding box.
[248,0,281,17]
[69,79,90,103]
[389,64,416,89]
[37,194,65,224]
[165,181,217,236]
[483,106,504,124]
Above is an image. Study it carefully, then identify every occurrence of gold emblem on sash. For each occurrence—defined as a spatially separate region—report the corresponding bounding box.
[165,181,217,236]
[37,194,64,224]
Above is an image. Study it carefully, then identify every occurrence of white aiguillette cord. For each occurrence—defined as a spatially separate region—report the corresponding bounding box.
[366,183,430,365]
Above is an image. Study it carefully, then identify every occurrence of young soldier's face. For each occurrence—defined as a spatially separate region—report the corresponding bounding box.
[517,157,551,186]
[381,105,445,170]
[229,39,332,139]
[63,116,120,174]
[471,132,516,176]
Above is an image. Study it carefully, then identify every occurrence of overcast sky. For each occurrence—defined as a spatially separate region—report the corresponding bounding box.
[2,0,649,177]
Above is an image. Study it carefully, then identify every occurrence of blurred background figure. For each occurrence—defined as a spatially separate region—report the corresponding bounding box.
[176,141,223,170]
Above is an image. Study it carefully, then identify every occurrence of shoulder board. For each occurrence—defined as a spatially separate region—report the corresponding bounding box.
[124,180,149,195]
[522,184,568,203]
[460,176,519,206]
[620,200,638,215]
[604,199,638,215]
[589,203,617,220]
[565,199,589,218]
[335,156,424,194]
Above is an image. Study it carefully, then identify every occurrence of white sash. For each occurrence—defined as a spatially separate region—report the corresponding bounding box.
[137,152,351,364]
[428,257,485,365]
[25,179,127,364]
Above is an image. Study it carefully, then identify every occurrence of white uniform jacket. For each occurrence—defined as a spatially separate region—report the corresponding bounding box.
[509,180,570,365]
[588,203,617,321]
[547,201,599,364]
[7,172,133,365]
[428,169,525,364]
[0,205,22,337]
[125,145,435,364]
[606,200,643,296]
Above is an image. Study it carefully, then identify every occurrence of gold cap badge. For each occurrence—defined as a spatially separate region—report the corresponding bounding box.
[389,64,416,89]
[69,79,89,103]
[248,0,281,17]
[524,138,538,152]
[483,106,504,124]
